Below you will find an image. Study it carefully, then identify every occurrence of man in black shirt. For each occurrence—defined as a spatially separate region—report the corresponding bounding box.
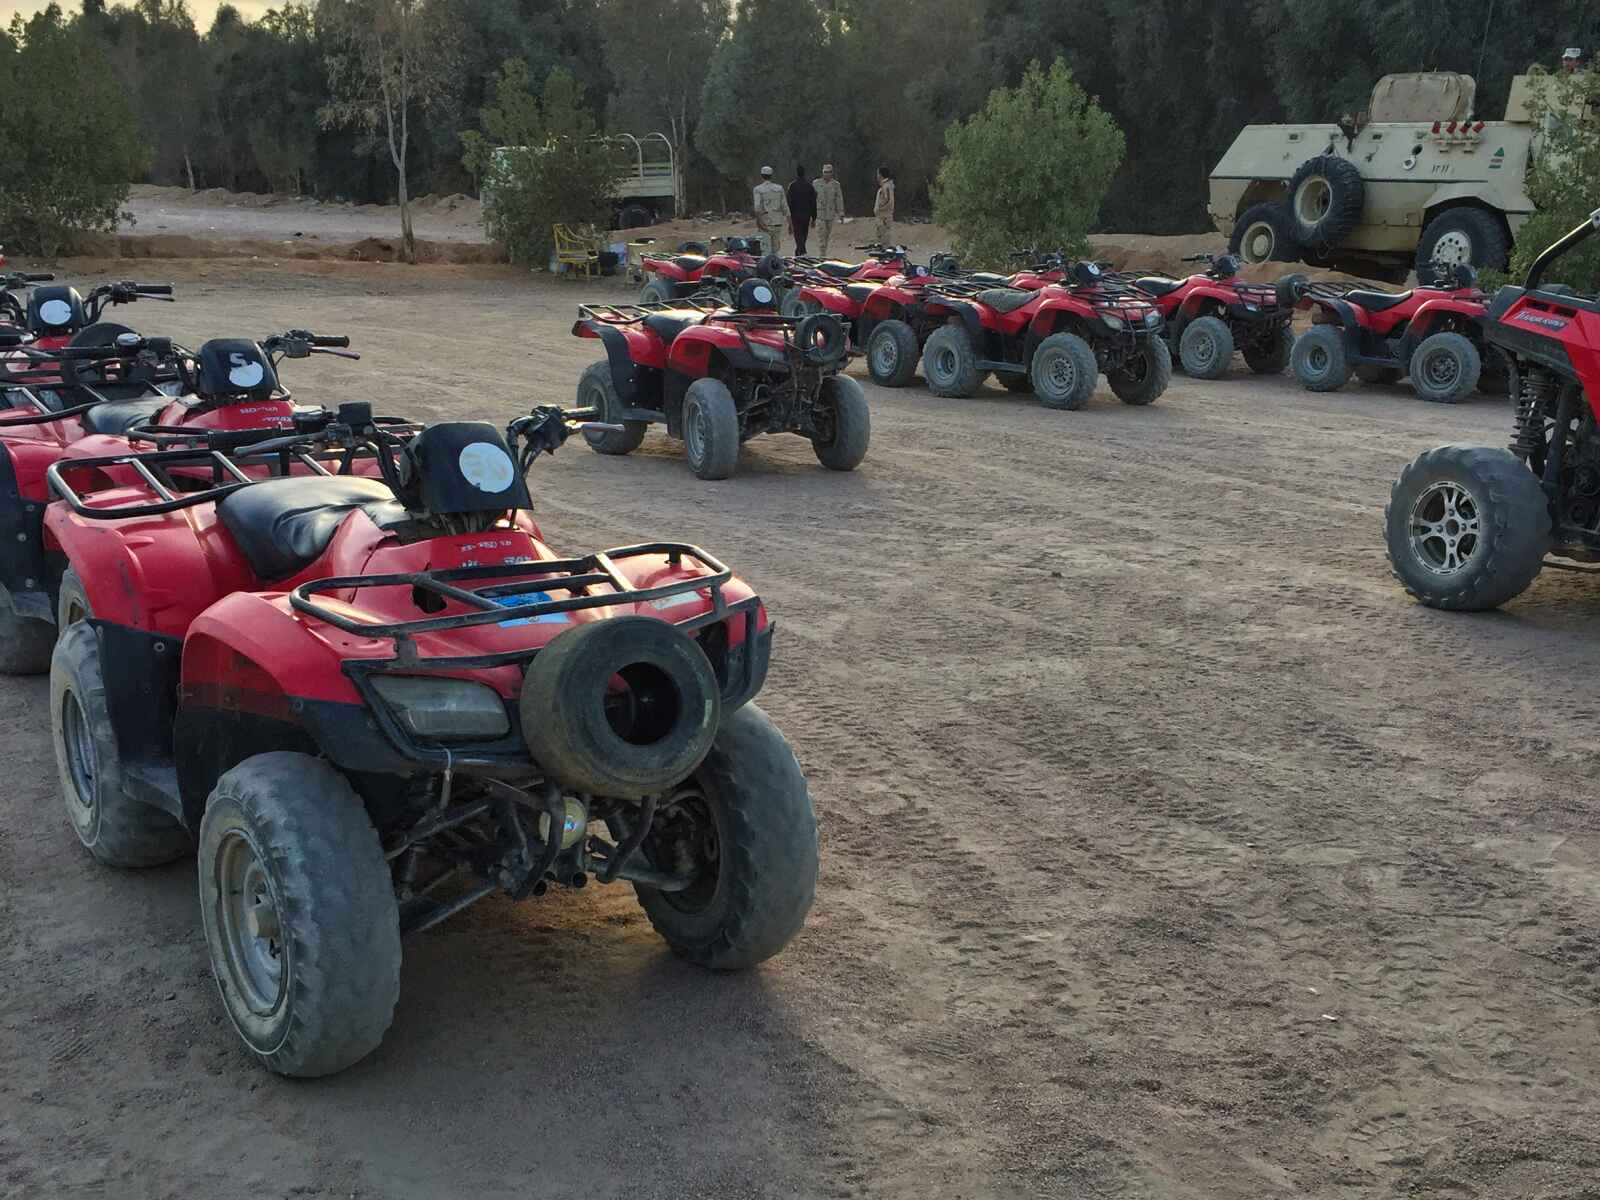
[788,165,817,257]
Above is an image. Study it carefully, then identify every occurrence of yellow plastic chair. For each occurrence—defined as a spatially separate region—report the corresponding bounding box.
[553,224,600,279]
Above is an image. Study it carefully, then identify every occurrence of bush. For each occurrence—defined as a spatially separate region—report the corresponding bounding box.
[1505,68,1600,293]
[0,11,148,256]
[462,61,620,266]
[932,59,1124,268]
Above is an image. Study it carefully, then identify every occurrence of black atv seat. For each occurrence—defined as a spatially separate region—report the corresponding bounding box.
[977,288,1036,315]
[218,476,406,582]
[969,272,1011,286]
[843,283,876,304]
[1344,289,1412,312]
[1134,276,1184,297]
[643,314,694,344]
[671,255,706,271]
[81,393,173,436]
[814,261,857,278]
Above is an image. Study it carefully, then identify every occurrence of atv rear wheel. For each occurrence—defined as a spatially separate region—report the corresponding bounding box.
[811,375,870,472]
[1030,332,1097,410]
[51,622,190,866]
[1108,337,1171,406]
[683,377,740,480]
[866,319,919,387]
[0,583,53,676]
[1230,201,1300,265]
[1178,315,1234,380]
[1409,332,1481,405]
[1291,325,1351,392]
[631,703,817,970]
[1385,445,1549,611]
[781,291,821,319]
[198,752,400,1077]
[577,361,647,455]
[1355,364,1402,386]
[921,325,982,398]
[638,277,675,305]
[1244,326,1293,375]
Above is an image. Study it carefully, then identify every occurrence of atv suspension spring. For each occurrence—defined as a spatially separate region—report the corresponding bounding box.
[1511,369,1556,462]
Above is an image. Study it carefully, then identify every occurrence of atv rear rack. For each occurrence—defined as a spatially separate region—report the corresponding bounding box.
[0,379,176,427]
[577,298,724,325]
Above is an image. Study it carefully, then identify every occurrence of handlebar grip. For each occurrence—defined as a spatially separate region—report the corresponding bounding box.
[136,284,174,295]
[24,273,54,282]
[311,335,350,348]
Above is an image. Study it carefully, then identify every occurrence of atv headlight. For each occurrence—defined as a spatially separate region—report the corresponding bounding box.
[370,675,511,740]
[1100,313,1125,329]
[1143,310,1162,327]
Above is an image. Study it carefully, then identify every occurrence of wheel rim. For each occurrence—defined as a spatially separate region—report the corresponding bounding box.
[871,336,898,376]
[1408,481,1482,576]
[1043,348,1075,395]
[1189,331,1218,371]
[1431,230,1473,266]
[1123,351,1149,384]
[62,689,97,835]
[934,346,957,381]
[1242,222,1275,262]
[1421,349,1460,390]
[215,830,286,1014]
[686,400,707,465]
[1307,344,1329,373]
[648,784,721,914]
[1295,178,1331,226]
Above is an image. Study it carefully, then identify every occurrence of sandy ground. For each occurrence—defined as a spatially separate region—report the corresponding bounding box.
[4,255,1600,1200]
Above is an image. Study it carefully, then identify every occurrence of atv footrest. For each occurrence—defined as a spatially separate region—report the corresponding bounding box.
[1542,556,1600,574]
[975,359,1026,375]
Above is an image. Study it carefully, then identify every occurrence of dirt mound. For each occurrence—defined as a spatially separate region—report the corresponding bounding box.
[342,236,501,264]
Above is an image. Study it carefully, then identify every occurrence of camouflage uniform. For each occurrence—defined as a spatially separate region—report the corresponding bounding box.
[814,174,845,256]
[873,177,895,246]
[753,179,790,257]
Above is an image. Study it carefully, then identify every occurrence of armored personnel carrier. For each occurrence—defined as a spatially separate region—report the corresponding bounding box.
[1209,72,1546,282]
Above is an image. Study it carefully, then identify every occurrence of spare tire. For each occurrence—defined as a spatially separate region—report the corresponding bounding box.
[1287,155,1364,247]
[1274,272,1310,309]
[796,313,847,365]
[755,254,785,280]
[521,617,721,800]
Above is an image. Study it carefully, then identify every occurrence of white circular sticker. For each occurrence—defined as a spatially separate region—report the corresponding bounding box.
[38,299,72,326]
[752,284,773,305]
[227,354,265,388]
[458,442,515,493]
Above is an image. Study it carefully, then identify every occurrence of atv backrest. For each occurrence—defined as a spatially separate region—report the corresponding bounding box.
[26,286,86,336]
[397,421,533,518]
[195,339,280,402]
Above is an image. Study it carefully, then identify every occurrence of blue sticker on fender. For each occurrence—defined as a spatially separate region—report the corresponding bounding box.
[491,591,569,627]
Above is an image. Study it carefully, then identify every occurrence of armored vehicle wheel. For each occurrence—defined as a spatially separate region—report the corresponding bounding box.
[1418,208,1510,272]
[683,377,740,480]
[1230,201,1300,265]
[577,361,647,455]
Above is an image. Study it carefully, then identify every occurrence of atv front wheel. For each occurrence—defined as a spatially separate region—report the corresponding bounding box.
[0,584,54,676]
[1108,337,1172,406]
[921,325,982,398]
[1291,325,1351,392]
[811,375,870,471]
[781,291,821,319]
[577,361,647,455]
[1243,326,1293,375]
[1030,332,1097,410]
[1409,332,1481,405]
[638,277,675,305]
[866,319,919,388]
[1384,445,1549,611]
[1178,315,1234,380]
[51,622,191,866]
[198,752,400,1077]
[683,378,740,480]
[632,703,818,970]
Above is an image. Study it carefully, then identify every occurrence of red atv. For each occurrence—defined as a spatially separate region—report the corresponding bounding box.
[571,278,869,480]
[0,330,357,673]
[637,236,775,304]
[0,269,57,333]
[1385,210,1600,610]
[789,243,923,284]
[45,404,817,1076]
[910,261,1171,408]
[1114,253,1297,379]
[1290,265,1496,403]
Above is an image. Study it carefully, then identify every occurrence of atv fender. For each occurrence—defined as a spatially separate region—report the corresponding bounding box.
[1304,295,1369,332]
[642,258,689,284]
[922,299,985,342]
[572,318,665,416]
[1397,296,1484,359]
[1175,283,1236,325]
[0,441,56,618]
[667,325,788,377]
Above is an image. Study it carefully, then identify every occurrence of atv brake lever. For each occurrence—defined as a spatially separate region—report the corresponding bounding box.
[311,347,361,361]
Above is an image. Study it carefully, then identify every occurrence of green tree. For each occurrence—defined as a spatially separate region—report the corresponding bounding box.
[0,8,149,254]
[932,59,1123,265]
[1505,68,1600,291]
[461,60,619,264]
[318,0,460,262]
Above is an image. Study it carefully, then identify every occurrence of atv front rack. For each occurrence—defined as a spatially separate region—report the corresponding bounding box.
[577,298,724,326]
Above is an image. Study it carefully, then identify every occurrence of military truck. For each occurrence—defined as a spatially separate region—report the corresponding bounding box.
[1209,72,1546,282]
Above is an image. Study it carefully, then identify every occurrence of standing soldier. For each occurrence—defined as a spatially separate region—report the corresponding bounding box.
[814,163,844,257]
[752,165,790,257]
[873,166,895,247]
[788,164,817,257]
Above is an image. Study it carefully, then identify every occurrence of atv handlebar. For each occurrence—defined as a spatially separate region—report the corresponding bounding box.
[1524,207,1600,292]
[0,272,55,286]
[263,330,359,361]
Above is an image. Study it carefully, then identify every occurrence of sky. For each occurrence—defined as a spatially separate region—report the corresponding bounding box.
[1,0,278,27]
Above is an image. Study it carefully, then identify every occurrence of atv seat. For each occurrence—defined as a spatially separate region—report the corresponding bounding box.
[969,272,1012,286]
[671,255,706,271]
[81,393,173,436]
[1134,276,1184,297]
[842,283,876,305]
[977,288,1036,315]
[1345,289,1412,312]
[814,261,857,278]
[218,476,406,582]
[643,314,695,344]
